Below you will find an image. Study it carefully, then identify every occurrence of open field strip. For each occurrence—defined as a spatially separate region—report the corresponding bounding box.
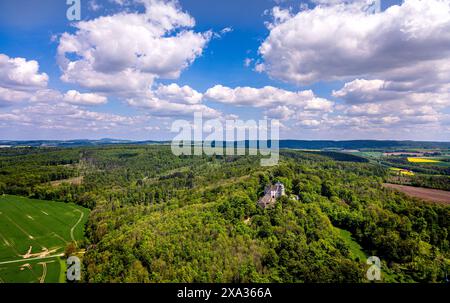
[383,184,450,204]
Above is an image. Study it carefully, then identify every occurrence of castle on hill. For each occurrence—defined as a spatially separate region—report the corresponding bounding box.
[258,182,285,209]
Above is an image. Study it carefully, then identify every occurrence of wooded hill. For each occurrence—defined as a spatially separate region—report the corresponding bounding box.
[0,145,448,282]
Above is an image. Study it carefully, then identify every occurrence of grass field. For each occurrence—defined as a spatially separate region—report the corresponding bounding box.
[336,227,400,282]
[0,195,89,283]
[336,228,367,262]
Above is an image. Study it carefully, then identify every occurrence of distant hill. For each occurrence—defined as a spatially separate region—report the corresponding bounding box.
[0,139,449,150]
[0,139,134,148]
[279,140,450,150]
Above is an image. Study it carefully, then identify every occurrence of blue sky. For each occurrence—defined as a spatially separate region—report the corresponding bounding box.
[0,0,449,141]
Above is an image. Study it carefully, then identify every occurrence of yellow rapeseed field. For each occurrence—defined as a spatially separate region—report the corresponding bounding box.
[407,157,440,163]
[390,167,415,176]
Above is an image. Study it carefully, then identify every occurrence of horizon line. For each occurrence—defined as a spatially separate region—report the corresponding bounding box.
[1,138,450,143]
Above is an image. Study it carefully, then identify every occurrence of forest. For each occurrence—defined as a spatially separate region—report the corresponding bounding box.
[0,145,448,282]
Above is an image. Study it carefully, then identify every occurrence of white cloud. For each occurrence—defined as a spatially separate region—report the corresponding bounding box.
[220,27,233,35]
[0,102,144,132]
[127,95,221,118]
[111,0,129,5]
[265,6,293,29]
[127,83,219,118]
[0,112,30,123]
[311,0,377,6]
[264,105,295,120]
[0,54,109,108]
[88,0,102,11]
[63,90,108,106]
[0,54,49,106]
[304,97,334,112]
[154,83,203,105]
[259,0,450,86]
[54,0,216,119]
[213,27,233,39]
[57,0,211,95]
[0,54,48,90]
[288,86,447,133]
[29,89,63,103]
[254,63,265,73]
[205,85,333,110]
[204,84,334,126]
[333,79,450,107]
[244,58,254,67]
[0,87,32,105]
[298,119,321,128]
[332,79,389,103]
[256,0,450,138]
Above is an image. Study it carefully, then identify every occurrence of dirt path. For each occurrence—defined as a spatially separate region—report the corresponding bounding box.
[383,183,450,204]
[38,262,47,283]
[37,261,55,283]
[21,246,60,259]
[0,254,64,266]
[70,210,84,247]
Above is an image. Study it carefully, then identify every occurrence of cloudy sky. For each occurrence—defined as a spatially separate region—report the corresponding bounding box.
[0,0,449,141]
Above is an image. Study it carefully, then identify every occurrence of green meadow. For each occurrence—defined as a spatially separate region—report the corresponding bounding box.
[0,195,88,283]
[336,228,367,262]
